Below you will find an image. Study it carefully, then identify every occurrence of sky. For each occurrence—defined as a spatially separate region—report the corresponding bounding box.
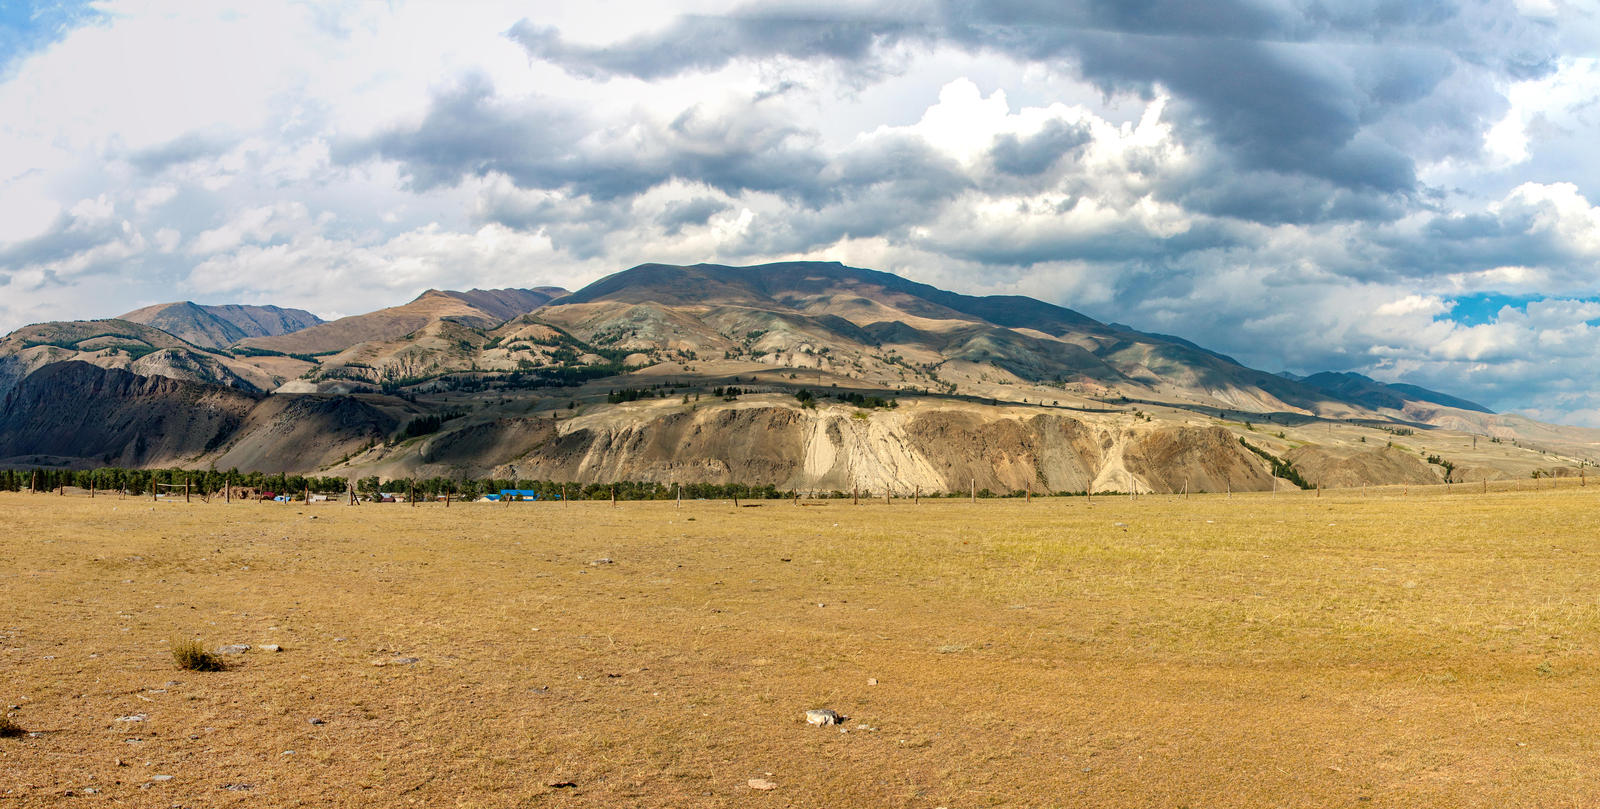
[1,1,1599,422]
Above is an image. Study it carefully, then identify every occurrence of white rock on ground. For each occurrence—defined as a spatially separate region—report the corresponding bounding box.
[805,709,841,726]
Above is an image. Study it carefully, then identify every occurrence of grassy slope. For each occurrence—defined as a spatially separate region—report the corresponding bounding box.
[4,486,1600,806]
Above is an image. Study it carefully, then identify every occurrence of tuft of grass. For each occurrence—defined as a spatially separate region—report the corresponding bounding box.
[172,639,226,672]
[0,717,23,738]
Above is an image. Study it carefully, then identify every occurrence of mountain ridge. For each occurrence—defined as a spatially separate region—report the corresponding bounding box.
[1,261,1594,490]
[119,301,323,349]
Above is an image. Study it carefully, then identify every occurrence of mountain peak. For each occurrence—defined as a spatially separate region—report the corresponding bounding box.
[1300,371,1493,414]
[118,301,322,348]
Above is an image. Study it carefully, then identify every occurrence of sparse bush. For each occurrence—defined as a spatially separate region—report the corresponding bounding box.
[172,639,225,672]
[0,717,23,738]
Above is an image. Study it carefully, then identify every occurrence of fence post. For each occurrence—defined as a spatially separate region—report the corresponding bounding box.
[970,479,975,504]
[185,477,190,503]
[676,482,681,508]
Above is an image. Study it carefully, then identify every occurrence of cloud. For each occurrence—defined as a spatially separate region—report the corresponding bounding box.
[512,0,1558,201]
[657,197,731,234]
[505,9,922,81]
[0,196,144,285]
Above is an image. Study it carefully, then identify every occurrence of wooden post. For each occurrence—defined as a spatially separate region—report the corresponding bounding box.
[1316,484,1320,498]
[970,479,975,504]
[563,483,568,505]
[1025,486,1030,504]
[611,486,616,508]
[914,486,919,505]
[30,470,37,493]
[1128,473,1134,500]
[90,480,95,499]
[676,482,681,508]
[226,477,231,504]
[304,484,309,504]
[410,482,415,507]
[185,477,191,503]
[885,488,890,506]
[152,480,157,502]
[445,488,450,508]
[733,492,740,508]
[853,486,859,506]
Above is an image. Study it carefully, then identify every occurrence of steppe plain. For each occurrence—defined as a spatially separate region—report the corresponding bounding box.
[5,483,1600,807]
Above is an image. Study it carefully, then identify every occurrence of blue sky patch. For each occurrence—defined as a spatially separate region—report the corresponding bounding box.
[0,0,103,75]
[1440,292,1600,328]
[1441,293,1547,327]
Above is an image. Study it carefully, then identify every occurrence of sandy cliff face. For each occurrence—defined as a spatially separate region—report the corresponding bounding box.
[333,400,1281,494]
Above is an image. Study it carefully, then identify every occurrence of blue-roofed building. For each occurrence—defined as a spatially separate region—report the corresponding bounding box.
[490,489,547,502]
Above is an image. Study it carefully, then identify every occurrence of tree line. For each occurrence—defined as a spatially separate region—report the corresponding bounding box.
[0,467,1121,500]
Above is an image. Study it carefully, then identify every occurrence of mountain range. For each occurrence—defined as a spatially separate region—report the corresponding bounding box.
[1,261,1594,492]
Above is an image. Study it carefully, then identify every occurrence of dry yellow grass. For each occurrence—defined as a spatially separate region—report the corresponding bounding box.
[5,485,1600,807]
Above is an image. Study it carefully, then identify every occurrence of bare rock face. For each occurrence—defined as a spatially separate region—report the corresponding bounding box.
[1123,425,1276,493]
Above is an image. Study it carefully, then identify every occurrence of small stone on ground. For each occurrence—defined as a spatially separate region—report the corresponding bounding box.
[805,709,841,726]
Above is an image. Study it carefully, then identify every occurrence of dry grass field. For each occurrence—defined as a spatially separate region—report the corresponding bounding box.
[6,484,1600,807]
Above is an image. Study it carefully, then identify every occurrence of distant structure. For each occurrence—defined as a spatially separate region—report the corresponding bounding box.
[483,489,547,502]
